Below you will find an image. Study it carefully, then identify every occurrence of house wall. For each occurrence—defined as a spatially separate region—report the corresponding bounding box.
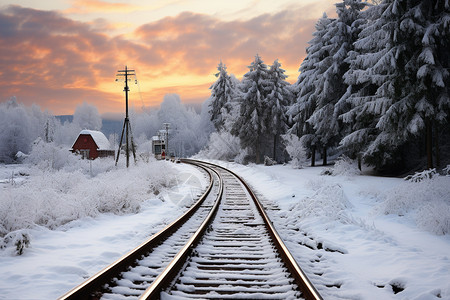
[72,134,99,159]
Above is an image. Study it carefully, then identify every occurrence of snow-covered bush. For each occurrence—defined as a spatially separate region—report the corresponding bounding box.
[332,156,361,176]
[442,165,450,176]
[0,161,176,247]
[404,169,437,182]
[290,182,353,223]
[282,134,307,168]
[320,156,360,176]
[264,156,276,166]
[198,131,241,161]
[0,230,30,256]
[376,175,450,235]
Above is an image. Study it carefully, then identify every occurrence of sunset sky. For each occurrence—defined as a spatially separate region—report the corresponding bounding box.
[0,0,337,116]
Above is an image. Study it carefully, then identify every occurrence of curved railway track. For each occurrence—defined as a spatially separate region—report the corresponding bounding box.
[59,159,322,300]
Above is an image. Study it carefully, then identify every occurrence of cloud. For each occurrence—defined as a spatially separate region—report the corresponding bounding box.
[0,2,335,114]
[65,0,140,14]
[133,4,320,79]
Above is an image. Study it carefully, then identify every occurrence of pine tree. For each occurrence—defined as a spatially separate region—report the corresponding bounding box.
[231,54,270,164]
[415,0,450,168]
[266,59,292,162]
[339,1,385,169]
[308,0,367,165]
[288,13,332,166]
[350,0,450,170]
[209,61,235,131]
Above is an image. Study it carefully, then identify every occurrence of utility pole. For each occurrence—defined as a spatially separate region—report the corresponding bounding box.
[163,123,170,157]
[115,66,137,167]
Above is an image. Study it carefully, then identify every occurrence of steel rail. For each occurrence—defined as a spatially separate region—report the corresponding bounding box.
[182,159,323,300]
[139,163,224,299]
[58,163,214,300]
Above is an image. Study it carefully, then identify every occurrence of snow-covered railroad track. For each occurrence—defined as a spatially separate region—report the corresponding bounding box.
[59,162,218,300]
[59,160,322,300]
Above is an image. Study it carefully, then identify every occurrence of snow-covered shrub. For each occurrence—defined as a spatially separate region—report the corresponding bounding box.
[376,175,450,235]
[332,156,361,176]
[442,165,450,176]
[0,161,176,244]
[404,168,437,182]
[282,134,307,168]
[234,147,250,165]
[320,168,334,176]
[0,230,30,255]
[264,156,276,166]
[25,138,81,170]
[198,131,241,161]
[416,201,450,235]
[290,183,353,223]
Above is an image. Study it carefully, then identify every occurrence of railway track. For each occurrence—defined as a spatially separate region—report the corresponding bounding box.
[59,160,322,300]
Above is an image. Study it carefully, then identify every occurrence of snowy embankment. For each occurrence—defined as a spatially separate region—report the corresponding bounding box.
[205,159,450,300]
[0,158,449,300]
[0,160,207,299]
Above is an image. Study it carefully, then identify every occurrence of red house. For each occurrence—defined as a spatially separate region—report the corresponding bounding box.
[71,130,114,159]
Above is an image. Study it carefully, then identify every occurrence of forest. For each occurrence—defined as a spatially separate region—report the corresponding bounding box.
[206,0,450,174]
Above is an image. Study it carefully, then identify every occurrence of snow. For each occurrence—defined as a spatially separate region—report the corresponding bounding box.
[77,129,111,150]
[202,159,450,300]
[0,161,207,299]
[0,159,449,299]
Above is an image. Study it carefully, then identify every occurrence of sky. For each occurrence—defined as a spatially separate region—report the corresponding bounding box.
[0,0,337,116]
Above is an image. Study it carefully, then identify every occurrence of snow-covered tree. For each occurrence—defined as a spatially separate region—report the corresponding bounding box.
[339,2,384,168]
[308,0,367,165]
[231,54,271,164]
[0,98,55,163]
[282,134,307,168]
[288,13,333,166]
[266,59,292,162]
[342,0,450,170]
[157,94,202,157]
[73,102,102,131]
[414,0,450,168]
[209,61,235,131]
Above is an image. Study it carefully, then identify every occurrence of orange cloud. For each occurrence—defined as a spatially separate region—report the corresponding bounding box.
[65,0,140,14]
[0,3,335,115]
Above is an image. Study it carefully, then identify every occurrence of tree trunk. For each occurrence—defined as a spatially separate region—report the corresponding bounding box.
[426,119,433,169]
[255,136,261,164]
[323,147,327,166]
[358,154,362,171]
[273,134,277,162]
[434,123,440,167]
[311,145,316,167]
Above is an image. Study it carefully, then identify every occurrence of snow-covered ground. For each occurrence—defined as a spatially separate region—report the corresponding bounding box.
[209,160,450,300]
[0,161,207,299]
[0,159,449,299]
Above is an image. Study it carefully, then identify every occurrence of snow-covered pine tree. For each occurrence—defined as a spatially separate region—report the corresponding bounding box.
[231,54,270,164]
[266,59,292,162]
[288,13,332,166]
[209,61,235,131]
[357,0,450,170]
[308,0,367,165]
[415,0,450,168]
[339,1,385,169]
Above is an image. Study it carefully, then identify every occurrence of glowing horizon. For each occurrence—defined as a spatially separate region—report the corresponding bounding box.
[0,1,337,115]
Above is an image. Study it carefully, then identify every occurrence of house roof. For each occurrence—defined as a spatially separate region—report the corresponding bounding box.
[76,130,111,150]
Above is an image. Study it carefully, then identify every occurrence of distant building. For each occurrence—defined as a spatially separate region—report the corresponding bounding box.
[152,134,165,159]
[71,130,114,159]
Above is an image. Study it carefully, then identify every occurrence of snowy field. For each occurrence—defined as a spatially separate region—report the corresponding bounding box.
[0,159,449,299]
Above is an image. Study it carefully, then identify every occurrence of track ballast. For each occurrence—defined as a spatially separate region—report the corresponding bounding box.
[59,159,322,300]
